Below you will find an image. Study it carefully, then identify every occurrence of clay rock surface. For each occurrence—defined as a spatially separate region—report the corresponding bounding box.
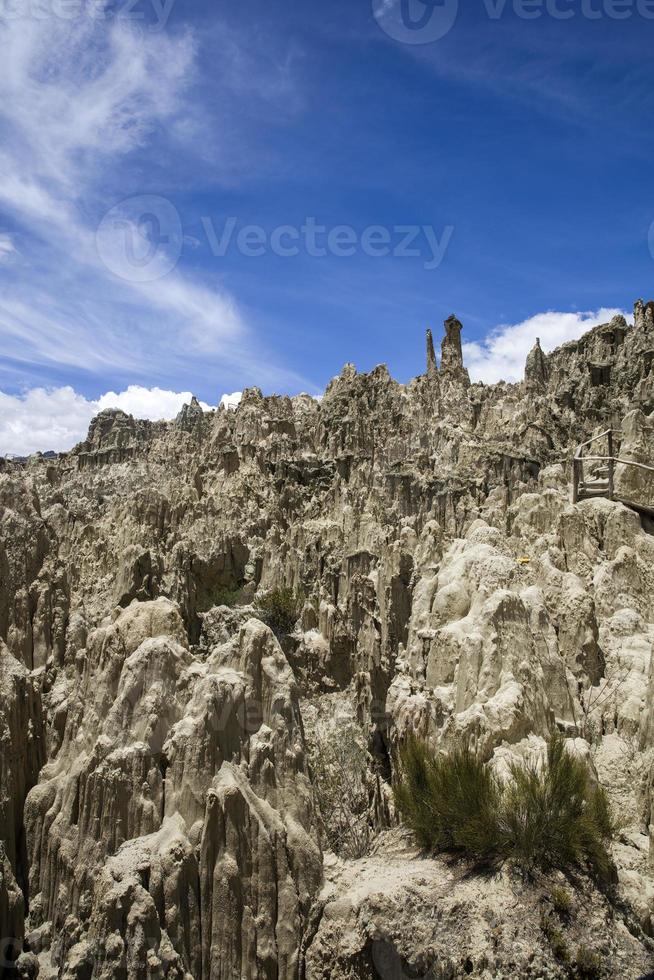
[0,643,43,977]
[306,830,651,980]
[2,307,654,978]
[21,606,320,980]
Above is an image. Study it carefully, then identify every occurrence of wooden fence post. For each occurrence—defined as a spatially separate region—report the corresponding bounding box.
[608,430,615,501]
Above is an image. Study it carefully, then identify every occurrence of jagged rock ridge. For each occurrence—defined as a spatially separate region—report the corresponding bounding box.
[2,303,654,978]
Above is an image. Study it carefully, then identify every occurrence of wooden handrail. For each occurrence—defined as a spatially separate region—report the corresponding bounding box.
[574,429,614,455]
[572,427,654,508]
[576,455,654,474]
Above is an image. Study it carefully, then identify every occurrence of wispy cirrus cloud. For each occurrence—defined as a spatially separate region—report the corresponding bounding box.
[0,5,308,395]
[0,11,194,183]
[0,234,16,262]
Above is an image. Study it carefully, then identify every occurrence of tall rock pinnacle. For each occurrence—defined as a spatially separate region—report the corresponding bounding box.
[426,328,438,379]
[524,337,549,393]
[634,299,654,332]
[441,315,470,386]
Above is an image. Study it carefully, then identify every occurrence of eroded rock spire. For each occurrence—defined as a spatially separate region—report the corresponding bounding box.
[441,314,470,386]
[524,336,549,393]
[634,298,654,331]
[426,328,438,379]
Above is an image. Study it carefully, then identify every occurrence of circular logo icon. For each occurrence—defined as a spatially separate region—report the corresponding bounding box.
[96,194,183,283]
[372,0,459,44]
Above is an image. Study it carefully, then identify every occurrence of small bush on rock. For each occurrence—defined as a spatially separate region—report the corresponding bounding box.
[254,588,300,635]
[549,885,572,919]
[540,911,569,963]
[394,734,614,880]
[501,735,614,881]
[212,584,241,607]
[574,945,602,978]
[393,738,501,859]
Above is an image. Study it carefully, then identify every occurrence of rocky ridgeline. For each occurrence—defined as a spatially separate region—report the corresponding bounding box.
[2,302,654,978]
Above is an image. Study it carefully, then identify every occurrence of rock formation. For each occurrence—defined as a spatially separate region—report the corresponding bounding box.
[2,306,654,977]
[426,328,438,380]
[524,337,549,393]
[441,314,470,387]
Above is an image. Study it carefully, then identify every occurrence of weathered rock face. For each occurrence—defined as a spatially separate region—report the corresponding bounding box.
[426,328,438,381]
[0,472,69,671]
[524,337,549,393]
[3,305,654,978]
[440,314,470,388]
[1,841,25,973]
[0,644,44,888]
[614,409,654,508]
[305,829,652,980]
[20,606,320,979]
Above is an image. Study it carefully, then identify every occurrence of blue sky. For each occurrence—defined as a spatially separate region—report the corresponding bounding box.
[0,0,653,451]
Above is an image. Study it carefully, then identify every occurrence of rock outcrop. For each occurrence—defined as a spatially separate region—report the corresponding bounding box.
[20,607,321,979]
[306,830,651,979]
[2,306,654,978]
[441,314,470,387]
[0,643,44,935]
[426,328,438,380]
[524,337,549,393]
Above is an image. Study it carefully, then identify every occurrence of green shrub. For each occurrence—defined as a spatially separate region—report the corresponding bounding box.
[394,734,614,879]
[212,584,241,607]
[254,587,300,635]
[393,737,438,849]
[549,885,572,919]
[540,911,569,963]
[574,945,602,978]
[550,930,569,963]
[394,738,501,860]
[500,735,614,880]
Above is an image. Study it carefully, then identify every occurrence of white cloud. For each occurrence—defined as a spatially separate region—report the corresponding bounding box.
[97,386,211,419]
[0,234,15,262]
[219,391,243,410]
[0,13,195,188]
[0,385,214,457]
[0,10,293,389]
[0,387,99,457]
[463,308,632,385]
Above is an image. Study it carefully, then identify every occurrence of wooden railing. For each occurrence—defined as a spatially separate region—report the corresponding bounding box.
[572,428,654,509]
[572,429,615,504]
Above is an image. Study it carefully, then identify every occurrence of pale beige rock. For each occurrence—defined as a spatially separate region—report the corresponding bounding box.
[2,308,654,977]
[305,829,651,980]
[615,409,654,509]
[0,642,44,907]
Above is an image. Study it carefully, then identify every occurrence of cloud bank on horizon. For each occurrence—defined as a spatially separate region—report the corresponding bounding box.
[0,308,630,456]
[463,307,631,385]
[0,386,246,457]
